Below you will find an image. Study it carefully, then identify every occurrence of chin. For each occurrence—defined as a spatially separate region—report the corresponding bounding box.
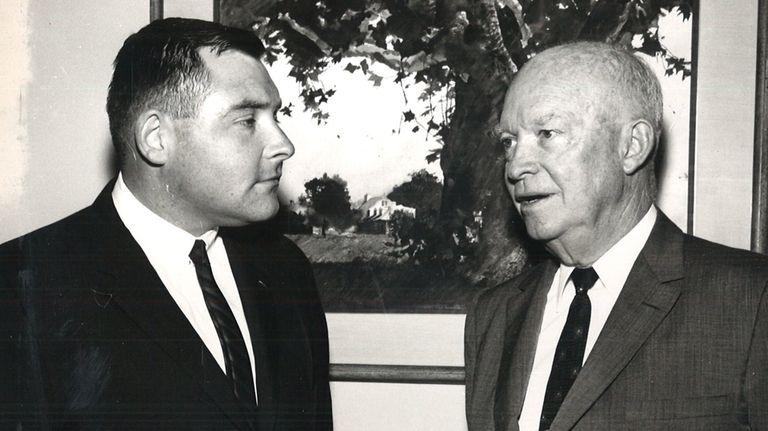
[223,199,280,226]
[523,219,561,242]
[249,200,280,222]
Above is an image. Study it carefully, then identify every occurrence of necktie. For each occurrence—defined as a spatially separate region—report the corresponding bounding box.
[189,239,257,408]
[539,267,598,431]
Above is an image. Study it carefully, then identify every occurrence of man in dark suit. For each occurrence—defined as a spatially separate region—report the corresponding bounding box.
[465,41,768,430]
[0,18,332,430]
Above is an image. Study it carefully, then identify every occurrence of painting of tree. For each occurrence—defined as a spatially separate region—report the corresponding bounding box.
[302,173,354,229]
[388,169,442,216]
[220,0,694,309]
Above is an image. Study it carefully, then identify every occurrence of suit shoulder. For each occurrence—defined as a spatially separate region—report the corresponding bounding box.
[0,206,99,317]
[1,206,97,268]
[265,234,313,271]
[682,235,768,306]
[223,224,310,265]
[2,205,95,251]
[272,234,311,261]
[470,260,550,311]
[684,234,768,276]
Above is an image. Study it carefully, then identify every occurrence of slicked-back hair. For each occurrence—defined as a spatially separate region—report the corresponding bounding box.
[523,41,664,137]
[106,18,266,164]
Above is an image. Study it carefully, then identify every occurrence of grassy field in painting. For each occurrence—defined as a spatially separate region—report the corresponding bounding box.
[288,234,477,313]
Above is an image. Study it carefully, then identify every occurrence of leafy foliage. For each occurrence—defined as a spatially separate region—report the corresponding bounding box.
[387,169,442,216]
[222,0,694,151]
[387,209,444,263]
[302,173,354,228]
[265,207,312,235]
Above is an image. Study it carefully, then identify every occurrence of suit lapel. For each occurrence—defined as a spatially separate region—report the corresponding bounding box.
[87,183,251,430]
[495,260,557,431]
[222,229,321,431]
[224,233,280,431]
[550,212,685,431]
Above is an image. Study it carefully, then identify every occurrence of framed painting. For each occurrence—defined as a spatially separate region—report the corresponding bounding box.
[213,0,697,313]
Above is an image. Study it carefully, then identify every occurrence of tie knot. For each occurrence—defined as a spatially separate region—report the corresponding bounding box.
[189,239,208,267]
[570,267,598,295]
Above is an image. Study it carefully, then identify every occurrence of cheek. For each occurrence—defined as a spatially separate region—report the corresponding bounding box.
[573,159,624,215]
[551,154,603,208]
[209,140,258,176]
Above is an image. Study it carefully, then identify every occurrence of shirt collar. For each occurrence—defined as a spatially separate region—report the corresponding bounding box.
[554,206,658,303]
[112,173,219,258]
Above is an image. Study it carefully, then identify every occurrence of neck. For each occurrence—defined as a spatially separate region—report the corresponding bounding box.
[122,170,215,237]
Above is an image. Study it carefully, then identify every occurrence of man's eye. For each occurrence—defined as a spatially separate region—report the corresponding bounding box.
[538,129,555,139]
[499,136,517,150]
[237,118,256,128]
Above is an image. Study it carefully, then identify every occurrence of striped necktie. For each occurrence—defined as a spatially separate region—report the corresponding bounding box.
[189,239,257,408]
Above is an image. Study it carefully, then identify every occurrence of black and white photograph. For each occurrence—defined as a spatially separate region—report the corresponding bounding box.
[1,0,767,430]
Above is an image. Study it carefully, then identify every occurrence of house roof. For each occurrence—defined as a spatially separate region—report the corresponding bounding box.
[358,196,389,213]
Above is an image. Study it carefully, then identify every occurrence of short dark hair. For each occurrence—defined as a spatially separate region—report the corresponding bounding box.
[106,18,266,163]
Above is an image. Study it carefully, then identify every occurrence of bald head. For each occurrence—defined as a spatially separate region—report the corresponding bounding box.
[515,41,663,136]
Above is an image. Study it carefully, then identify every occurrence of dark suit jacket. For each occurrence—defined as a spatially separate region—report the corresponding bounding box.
[465,212,768,430]
[0,182,332,430]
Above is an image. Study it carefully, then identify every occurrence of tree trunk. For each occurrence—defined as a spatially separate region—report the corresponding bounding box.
[440,73,537,286]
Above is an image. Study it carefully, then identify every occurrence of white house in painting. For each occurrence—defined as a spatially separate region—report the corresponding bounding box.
[359,197,415,221]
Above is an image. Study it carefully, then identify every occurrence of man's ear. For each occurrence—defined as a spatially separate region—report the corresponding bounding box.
[134,110,174,166]
[620,119,656,175]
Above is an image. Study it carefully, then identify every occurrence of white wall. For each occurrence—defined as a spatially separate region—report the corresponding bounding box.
[328,314,467,431]
[0,0,147,243]
[692,0,758,248]
[0,0,28,230]
[331,382,467,431]
[164,0,213,21]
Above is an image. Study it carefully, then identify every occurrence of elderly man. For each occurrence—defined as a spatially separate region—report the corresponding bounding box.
[464,41,768,430]
[0,18,331,430]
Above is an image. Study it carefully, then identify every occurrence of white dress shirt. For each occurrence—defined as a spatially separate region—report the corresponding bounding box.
[112,173,257,402]
[518,206,657,430]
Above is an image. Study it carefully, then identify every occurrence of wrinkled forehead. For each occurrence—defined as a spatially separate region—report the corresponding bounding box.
[500,67,606,129]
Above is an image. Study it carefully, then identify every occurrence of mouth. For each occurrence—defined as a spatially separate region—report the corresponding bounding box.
[515,193,553,207]
[257,176,281,188]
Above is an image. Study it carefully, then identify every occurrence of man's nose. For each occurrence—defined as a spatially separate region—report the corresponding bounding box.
[505,135,538,182]
[266,126,295,161]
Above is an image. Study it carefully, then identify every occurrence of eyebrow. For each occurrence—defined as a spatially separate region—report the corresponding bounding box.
[228,100,271,112]
[530,113,558,126]
[225,98,283,115]
[491,124,506,138]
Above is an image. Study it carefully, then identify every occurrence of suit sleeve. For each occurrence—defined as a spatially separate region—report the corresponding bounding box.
[746,279,768,429]
[464,294,479,417]
[464,289,493,431]
[0,242,22,428]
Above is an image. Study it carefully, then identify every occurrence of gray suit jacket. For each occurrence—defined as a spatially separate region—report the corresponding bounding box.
[465,212,768,430]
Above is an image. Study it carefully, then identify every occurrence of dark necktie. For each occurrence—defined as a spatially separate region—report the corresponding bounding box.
[189,239,257,408]
[539,267,598,431]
